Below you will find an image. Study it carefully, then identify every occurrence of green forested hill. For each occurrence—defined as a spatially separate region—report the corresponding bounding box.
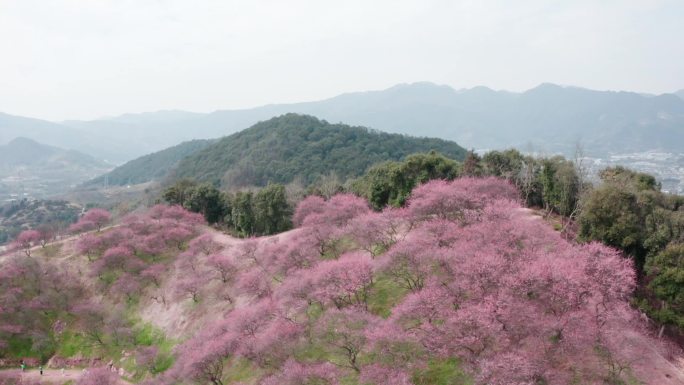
[88,139,214,186]
[171,114,467,187]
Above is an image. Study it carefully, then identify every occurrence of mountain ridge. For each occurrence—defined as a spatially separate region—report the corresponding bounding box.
[167,113,467,188]
[3,82,684,163]
[0,137,108,167]
[82,82,684,156]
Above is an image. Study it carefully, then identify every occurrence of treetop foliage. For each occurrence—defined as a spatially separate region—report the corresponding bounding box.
[172,114,467,188]
[350,151,461,210]
[152,177,650,385]
[578,166,684,329]
[163,180,292,237]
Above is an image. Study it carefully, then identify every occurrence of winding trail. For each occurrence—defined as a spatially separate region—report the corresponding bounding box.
[0,368,131,384]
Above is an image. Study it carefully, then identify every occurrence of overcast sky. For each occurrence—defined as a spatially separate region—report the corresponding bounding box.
[1,0,683,121]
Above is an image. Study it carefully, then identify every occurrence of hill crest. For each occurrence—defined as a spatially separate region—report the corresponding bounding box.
[170,113,467,188]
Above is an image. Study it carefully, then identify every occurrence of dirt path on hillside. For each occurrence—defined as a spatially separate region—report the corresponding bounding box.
[208,226,303,248]
[0,368,130,384]
[622,328,684,385]
[0,224,121,264]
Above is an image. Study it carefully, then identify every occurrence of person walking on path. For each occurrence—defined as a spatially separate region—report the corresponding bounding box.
[39,365,43,376]
[20,360,25,372]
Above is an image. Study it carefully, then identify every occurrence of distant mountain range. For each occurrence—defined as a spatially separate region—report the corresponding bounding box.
[2,83,684,163]
[95,114,467,188]
[676,89,684,101]
[0,137,107,167]
[0,138,111,200]
[0,113,141,164]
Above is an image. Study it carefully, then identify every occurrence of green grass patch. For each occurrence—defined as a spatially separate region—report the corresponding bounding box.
[340,373,361,385]
[371,243,390,257]
[321,236,358,260]
[223,358,263,383]
[368,274,408,318]
[99,270,120,287]
[127,322,177,376]
[152,350,175,374]
[55,331,94,358]
[38,244,63,258]
[306,302,325,322]
[294,342,330,362]
[4,335,55,361]
[133,323,165,346]
[5,335,36,358]
[412,358,471,385]
[55,321,176,378]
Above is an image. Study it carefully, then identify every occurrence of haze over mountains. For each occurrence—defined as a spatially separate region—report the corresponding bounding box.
[676,90,684,101]
[0,138,110,201]
[2,82,684,165]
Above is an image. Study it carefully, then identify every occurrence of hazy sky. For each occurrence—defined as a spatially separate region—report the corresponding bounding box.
[1,0,683,121]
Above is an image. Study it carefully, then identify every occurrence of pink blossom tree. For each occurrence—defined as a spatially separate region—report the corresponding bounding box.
[292,195,326,227]
[111,273,142,302]
[187,234,223,256]
[323,194,372,227]
[102,245,134,266]
[155,177,654,385]
[0,255,85,353]
[246,317,302,367]
[81,208,112,232]
[378,238,439,292]
[76,234,108,262]
[236,268,273,299]
[69,219,96,234]
[348,209,405,257]
[12,229,41,256]
[314,308,380,372]
[141,263,167,287]
[175,338,230,385]
[263,232,319,274]
[163,226,194,250]
[294,193,371,257]
[406,177,517,223]
[176,273,206,303]
[136,233,167,256]
[310,252,374,309]
[207,253,238,283]
[149,204,205,225]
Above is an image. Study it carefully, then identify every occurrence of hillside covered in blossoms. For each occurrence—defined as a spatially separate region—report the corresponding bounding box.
[1,178,682,385]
